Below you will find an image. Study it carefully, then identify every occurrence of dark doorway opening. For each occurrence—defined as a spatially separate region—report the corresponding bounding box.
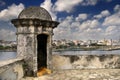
[37,34,48,70]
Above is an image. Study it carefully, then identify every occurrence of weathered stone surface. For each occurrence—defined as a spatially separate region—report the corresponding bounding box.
[18,7,52,21]
[0,58,24,80]
[12,19,59,28]
[0,58,23,67]
[1,53,120,80]
[21,69,120,80]
[11,6,59,77]
[52,54,120,69]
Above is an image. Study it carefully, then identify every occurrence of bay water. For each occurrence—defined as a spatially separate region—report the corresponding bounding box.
[0,50,120,61]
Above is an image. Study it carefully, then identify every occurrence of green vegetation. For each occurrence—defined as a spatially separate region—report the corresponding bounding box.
[0,45,5,50]
[0,45,16,51]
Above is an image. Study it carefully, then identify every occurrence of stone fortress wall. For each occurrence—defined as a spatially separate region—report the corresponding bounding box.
[0,54,120,80]
[52,54,120,69]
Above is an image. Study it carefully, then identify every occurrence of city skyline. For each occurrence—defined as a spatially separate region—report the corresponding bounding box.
[0,0,120,41]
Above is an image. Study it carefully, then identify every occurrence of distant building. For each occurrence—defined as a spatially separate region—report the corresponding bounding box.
[0,40,17,47]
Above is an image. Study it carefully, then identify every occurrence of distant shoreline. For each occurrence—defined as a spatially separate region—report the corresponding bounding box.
[0,50,16,52]
[0,46,120,52]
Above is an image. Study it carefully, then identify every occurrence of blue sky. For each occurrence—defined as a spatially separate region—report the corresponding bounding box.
[0,0,120,41]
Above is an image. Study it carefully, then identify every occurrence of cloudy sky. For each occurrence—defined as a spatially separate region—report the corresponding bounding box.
[0,0,120,41]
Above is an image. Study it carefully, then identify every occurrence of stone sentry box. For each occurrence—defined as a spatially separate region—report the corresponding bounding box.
[11,7,59,76]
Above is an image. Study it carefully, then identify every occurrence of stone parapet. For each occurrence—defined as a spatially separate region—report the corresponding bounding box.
[0,58,24,80]
[0,57,23,67]
[52,54,120,69]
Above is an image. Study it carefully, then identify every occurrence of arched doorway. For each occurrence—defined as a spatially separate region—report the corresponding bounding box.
[37,34,48,70]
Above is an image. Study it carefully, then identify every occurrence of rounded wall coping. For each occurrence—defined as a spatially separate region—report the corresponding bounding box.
[11,19,59,28]
[0,57,24,68]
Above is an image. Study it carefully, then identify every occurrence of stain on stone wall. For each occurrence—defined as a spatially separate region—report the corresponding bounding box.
[63,55,80,63]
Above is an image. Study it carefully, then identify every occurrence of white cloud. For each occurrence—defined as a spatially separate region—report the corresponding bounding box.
[81,0,98,6]
[89,19,100,28]
[0,3,24,21]
[106,26,117,33]
[54,0,83,13]
[0,29,16,41]
[102,5,120,39]
[94,10,110,19]
[114,4,120,12]
[53,16,75,39]
[82,0,113,6]
[40,0,57,20]
[75,13,88,21]
[101,10,110,16]
[103,5,120,26]
[53,14,102,40]
[0,3,24,41]
[0,0,5,6]
[105,26,120,39]
[54,12,120,40]
[40,0,52,13]
[52,1,120,40]
[103,12,120,26]
[82,27,104,40]
[54,0,112,13]
[80,19,100,30]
